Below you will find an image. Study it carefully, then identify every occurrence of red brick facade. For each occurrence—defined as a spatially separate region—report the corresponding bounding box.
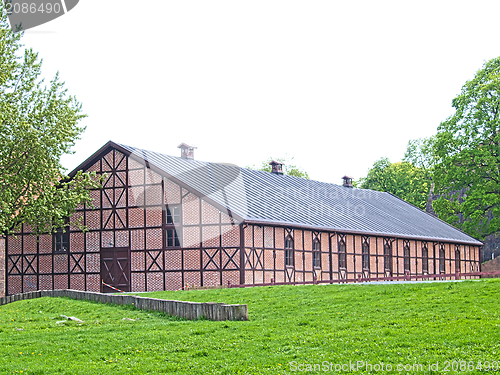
[3,145,482,295]
[243,225,481,285]
[0,237,4,297]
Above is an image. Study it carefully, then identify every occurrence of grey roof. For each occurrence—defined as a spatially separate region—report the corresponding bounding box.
[116,142,482,245]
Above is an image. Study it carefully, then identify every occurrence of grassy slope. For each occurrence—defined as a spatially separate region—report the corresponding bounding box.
[0,279,499,374]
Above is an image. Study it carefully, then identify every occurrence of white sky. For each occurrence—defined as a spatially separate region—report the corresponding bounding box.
[19,0,500,184]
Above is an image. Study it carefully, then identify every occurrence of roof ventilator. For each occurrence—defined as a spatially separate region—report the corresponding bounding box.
[269,160,284,175]
[342,175,353,188]
[178,143,197,160]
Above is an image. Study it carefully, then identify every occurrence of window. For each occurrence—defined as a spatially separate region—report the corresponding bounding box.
[455,245,461,272]
[422,242,429,273]
[403,240,411,273]
[338,234,347,269]
[384,239,392,273]
[285,235,294,266]
[166,205,181,224]
[53,228,69,253]
[439,244,445,273]
[165,205,181,248]
[166,229,180,247]
[362,236,370,270]
[313,239,321,268]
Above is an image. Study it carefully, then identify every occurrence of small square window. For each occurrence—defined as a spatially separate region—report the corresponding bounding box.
[166,229,180,247]
[54,228,69,253]
[166,206,181,224]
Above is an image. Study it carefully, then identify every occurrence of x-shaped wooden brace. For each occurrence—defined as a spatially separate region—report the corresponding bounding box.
[245,249,252,268]
[8,256,21,275]
[70,253,85,273]
[245,248,263,270]
[254,249,264,269]
[23,255,37,274]
[203,248,219,270]
[147,251,162,271]
[222,248,239,270]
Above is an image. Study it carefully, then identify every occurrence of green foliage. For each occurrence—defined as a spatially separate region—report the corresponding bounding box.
[0,4,101,235]
[1,280,499,373]
[358,157,430,209]
[433,57,500,239]
[404,136,437,172]
[249,156,310,179]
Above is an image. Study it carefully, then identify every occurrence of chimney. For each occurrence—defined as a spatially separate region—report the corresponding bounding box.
[269,160,284,175]
[342,175,353,188]
[177,143,197,160]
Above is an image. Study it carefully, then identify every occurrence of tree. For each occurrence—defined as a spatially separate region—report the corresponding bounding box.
[404,136,437,171]
[358,157,430,210]
[432,57,500,239]
[249,156,310,179]
[404,136,438,214]
[0,4,100,235]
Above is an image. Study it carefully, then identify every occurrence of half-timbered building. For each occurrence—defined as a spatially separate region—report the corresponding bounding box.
[1,141,483,295]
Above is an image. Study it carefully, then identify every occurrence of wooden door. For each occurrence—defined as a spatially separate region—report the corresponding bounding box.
[100,247,131,293]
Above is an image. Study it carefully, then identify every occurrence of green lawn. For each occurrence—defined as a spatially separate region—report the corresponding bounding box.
[0,279,499,374]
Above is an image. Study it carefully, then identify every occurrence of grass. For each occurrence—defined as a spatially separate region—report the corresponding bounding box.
[0,279,499,374]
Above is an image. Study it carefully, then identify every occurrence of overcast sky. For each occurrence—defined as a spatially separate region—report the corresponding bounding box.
[19,0,500,184]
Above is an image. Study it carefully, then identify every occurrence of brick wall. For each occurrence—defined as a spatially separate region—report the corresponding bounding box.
[240,225,481,284]
[0,237,4,297]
